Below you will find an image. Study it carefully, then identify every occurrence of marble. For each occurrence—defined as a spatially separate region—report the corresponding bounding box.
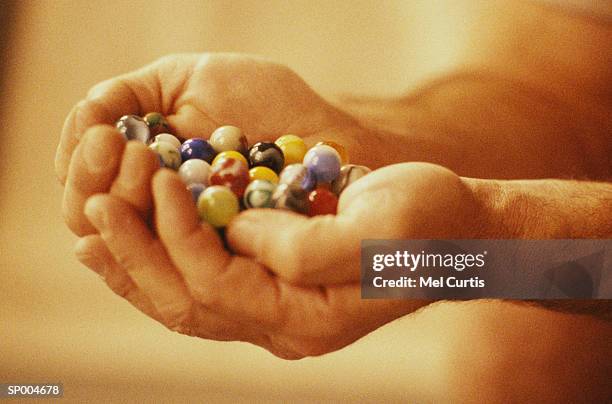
[272,183,309,214]
[209,125,248,155]
[115,115,151,143]
[331,164,371,195]
[212,150,248,168]
[278,163,316,192]
[248,166,279,184]
[178,159,212,185]
[180,138,216,164]
[149,140,181,170]
[153,133,181,149]
[143,112,172,136]
[209,157,250,197]
[302,144,341,183]
[315,140,348,165]
[275,134,307,166]
[248,142,285,173]
[307,187,338,216]
[197,185,239,228]
[243,180,277,209]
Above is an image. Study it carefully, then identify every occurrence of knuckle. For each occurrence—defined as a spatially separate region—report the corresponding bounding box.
[282,256,309,285]
[163,304,195,336]
[113,250,137,270]
[86,79,114,100]
[191,284,221,310]
[62,203,95,237]
[105,273,133,299]
[154,53,185,66]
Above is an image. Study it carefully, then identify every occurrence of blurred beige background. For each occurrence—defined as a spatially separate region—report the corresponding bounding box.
[1,1,607,402]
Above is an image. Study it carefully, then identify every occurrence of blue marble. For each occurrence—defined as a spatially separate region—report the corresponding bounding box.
[180,138,216,164]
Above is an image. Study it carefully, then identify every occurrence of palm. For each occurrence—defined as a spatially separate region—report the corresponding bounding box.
[223,162,483,286]
[151,53,379,166]
[338,162,479,239]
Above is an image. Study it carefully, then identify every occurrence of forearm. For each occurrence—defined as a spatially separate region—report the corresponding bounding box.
[466,177,611,321]
[469,177,612,238]
[342,72,611,180]
[337,0,611,180]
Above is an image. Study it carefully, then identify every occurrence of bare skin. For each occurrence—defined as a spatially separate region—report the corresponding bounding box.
[56,1,611,399]
[57,50,611,350]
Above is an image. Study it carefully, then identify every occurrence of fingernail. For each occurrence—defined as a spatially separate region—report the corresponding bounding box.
[84,196,109,228]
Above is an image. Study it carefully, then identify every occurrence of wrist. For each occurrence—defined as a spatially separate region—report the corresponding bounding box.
[464,178,612,238]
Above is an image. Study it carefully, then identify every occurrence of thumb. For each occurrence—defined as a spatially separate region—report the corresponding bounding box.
[226,209,363,285]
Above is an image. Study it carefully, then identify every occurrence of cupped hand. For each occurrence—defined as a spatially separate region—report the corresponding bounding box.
[227,162,491,284]
[57,53,396,236]
[76,167,430,359]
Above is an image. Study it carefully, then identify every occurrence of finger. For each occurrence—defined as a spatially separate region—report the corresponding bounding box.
[62,125,126,236]
[56,74,152,184]
[109,141,160,216]
[151,169,230,288]
[84,194,193,326]
[55,54,211,184]
[226,209,362,285]
[152,170,291,325]
[75,234,278,348]
[83,194,264,341]
[74,235,163,321]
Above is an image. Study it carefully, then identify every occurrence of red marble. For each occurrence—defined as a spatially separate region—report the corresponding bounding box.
[209,158,249,198]
[307,187,338,216]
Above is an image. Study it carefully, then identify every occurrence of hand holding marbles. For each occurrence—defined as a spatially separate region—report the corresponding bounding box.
[108,122,369,225]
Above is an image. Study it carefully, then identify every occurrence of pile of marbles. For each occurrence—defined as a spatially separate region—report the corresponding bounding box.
[116,113,371,228]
